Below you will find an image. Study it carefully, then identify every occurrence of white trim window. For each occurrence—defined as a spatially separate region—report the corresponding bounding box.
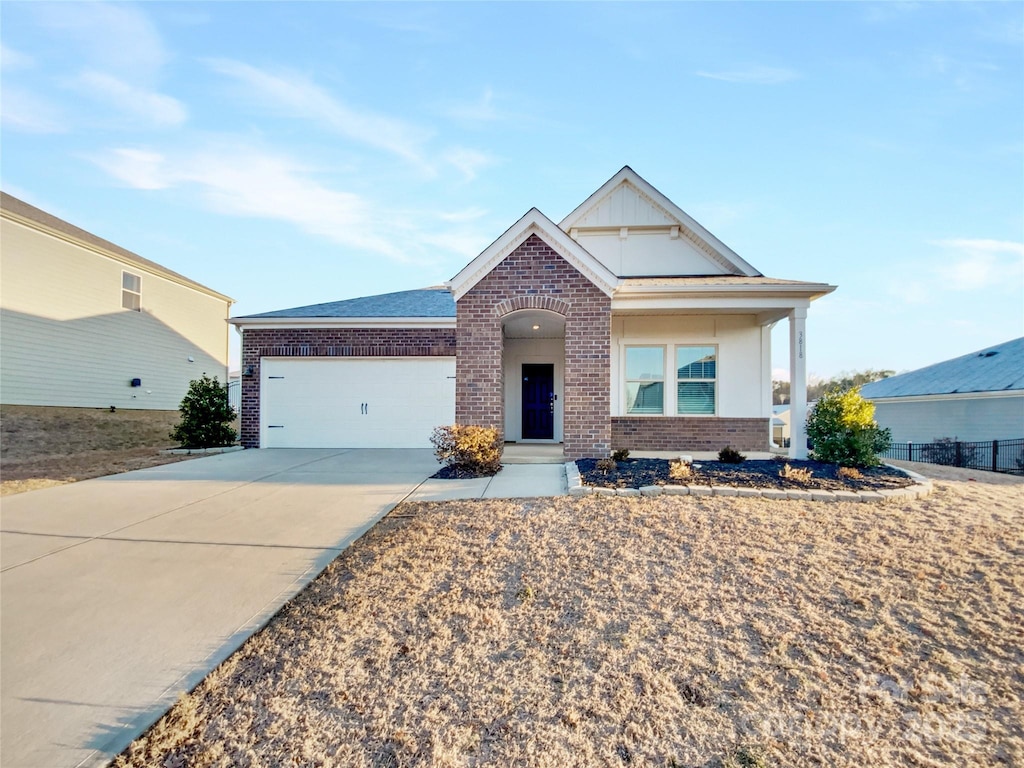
[625,346,664,414]
[122,271,141,311]
[676,345,716,415]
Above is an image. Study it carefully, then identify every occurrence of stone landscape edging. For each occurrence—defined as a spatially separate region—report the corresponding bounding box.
[564,461,933,503]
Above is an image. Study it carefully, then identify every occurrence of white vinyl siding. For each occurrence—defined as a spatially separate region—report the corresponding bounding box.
[0,214,230,409]
[870,394,1024,443]
[611,315,767,419]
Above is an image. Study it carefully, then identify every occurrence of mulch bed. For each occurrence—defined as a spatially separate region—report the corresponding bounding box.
[431,463,503,479]
[577,457,915,491]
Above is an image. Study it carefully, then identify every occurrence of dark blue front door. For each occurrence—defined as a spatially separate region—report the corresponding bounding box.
[522,364,554,440]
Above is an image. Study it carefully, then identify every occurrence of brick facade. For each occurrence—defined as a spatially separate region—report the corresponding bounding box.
[455,233,611,459]
[611,416,770,453]
[238,327,455,448]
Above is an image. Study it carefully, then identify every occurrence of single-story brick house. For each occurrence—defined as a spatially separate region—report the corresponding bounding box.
[229,167,835,459]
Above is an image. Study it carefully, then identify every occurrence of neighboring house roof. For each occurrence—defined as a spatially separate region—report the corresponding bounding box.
[0,191,234,303]
[232,287,455,320]
[860,337,1024,399]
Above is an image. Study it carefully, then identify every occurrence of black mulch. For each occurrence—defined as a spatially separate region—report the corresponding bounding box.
[431,464,503,480]
[577,457,915,491]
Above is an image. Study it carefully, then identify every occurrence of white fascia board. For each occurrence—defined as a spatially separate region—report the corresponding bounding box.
[228,316,455,330]
[614,282,836,300]
[448,208,618,301]
[867,390,1024,404]
[559,166,763,278]
[612,296,811,313]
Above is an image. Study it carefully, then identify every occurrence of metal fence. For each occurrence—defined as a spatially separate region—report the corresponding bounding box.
[226,380,241,414]
[880,437,1024,475]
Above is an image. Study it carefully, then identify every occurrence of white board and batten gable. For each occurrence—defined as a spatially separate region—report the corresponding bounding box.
[559,166,761,279]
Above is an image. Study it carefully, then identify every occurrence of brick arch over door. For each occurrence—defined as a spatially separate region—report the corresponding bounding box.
[455,233,611,458]
[494,295,571,318]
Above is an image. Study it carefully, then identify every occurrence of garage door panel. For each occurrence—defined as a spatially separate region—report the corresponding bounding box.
[261,358,455,448]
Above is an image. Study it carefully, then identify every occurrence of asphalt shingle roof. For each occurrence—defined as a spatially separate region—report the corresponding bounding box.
[860,337,1024,399]
[236,287,455,319]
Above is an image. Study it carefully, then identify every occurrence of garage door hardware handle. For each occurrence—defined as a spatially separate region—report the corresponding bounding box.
[269,376,285,379]
[360,403,368,415]
[269,425,284,428]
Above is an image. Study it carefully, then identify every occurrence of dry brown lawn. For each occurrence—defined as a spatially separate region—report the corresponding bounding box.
[0,405,199,495]
[114,463,1023,768]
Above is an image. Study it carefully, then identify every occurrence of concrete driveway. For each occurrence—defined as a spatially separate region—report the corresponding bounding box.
[0,448,440,768]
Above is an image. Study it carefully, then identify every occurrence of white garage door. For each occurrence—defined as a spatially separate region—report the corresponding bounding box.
[261,357,455,448]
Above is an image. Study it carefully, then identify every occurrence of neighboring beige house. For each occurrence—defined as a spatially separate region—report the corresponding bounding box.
[231,167,835,459]
[1,193,234,410]
[772,405,791,447]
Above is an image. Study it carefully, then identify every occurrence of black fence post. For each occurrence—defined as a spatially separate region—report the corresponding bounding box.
[992,440,999,473]
[955,441,963,467]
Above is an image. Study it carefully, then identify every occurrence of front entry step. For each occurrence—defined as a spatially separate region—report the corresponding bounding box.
[503,443,566,464]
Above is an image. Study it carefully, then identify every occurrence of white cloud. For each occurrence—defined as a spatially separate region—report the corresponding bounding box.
[446,88,499,122]
[76,71,187,127]
[930,238,1024,291]
[0,87,66,133]
[1,43,33,71]
[206,59,432,168]
[92,148,170,190]
[92,144,411,260]
[33,2,168,80]
[443,147,495,182]
[696,66,801,85]
[438,207,489,223]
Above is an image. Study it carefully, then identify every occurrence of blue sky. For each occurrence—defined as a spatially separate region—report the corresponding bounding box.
[2,1,1021,377]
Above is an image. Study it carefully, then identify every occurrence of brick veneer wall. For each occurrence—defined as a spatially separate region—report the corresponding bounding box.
[611,417,770,452]
[238,327,456,448]
[456,233,611,459]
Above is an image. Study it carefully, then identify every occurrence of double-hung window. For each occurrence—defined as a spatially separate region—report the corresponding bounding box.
[676,346,716,415]
[122,271,141,311]
[625,346,664,414]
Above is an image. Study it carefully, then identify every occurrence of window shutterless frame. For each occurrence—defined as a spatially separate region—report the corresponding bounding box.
[122,271,141,312]
[624,345,665,415]
[675,345,717,416]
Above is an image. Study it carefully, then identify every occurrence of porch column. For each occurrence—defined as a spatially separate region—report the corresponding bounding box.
[788,307,808,459]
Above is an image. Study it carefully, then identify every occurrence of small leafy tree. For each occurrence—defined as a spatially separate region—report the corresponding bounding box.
[170,375,237,448]
[806,387,891,467]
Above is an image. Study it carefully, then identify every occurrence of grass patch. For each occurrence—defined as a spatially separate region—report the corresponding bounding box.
[0,405,212,495]
[114,474,1024,767]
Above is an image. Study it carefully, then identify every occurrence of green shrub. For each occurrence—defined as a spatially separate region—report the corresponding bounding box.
[170,375,237,448]
[430,425,502,474]
[718,446,746,463]
[806,387,891,467]
[611,448,630,462]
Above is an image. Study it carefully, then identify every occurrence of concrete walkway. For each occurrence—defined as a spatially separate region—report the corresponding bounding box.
[0,449,448,768]
[407,463,567,501]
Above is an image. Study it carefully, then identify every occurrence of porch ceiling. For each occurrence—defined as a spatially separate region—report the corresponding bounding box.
[502,310,566,339]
